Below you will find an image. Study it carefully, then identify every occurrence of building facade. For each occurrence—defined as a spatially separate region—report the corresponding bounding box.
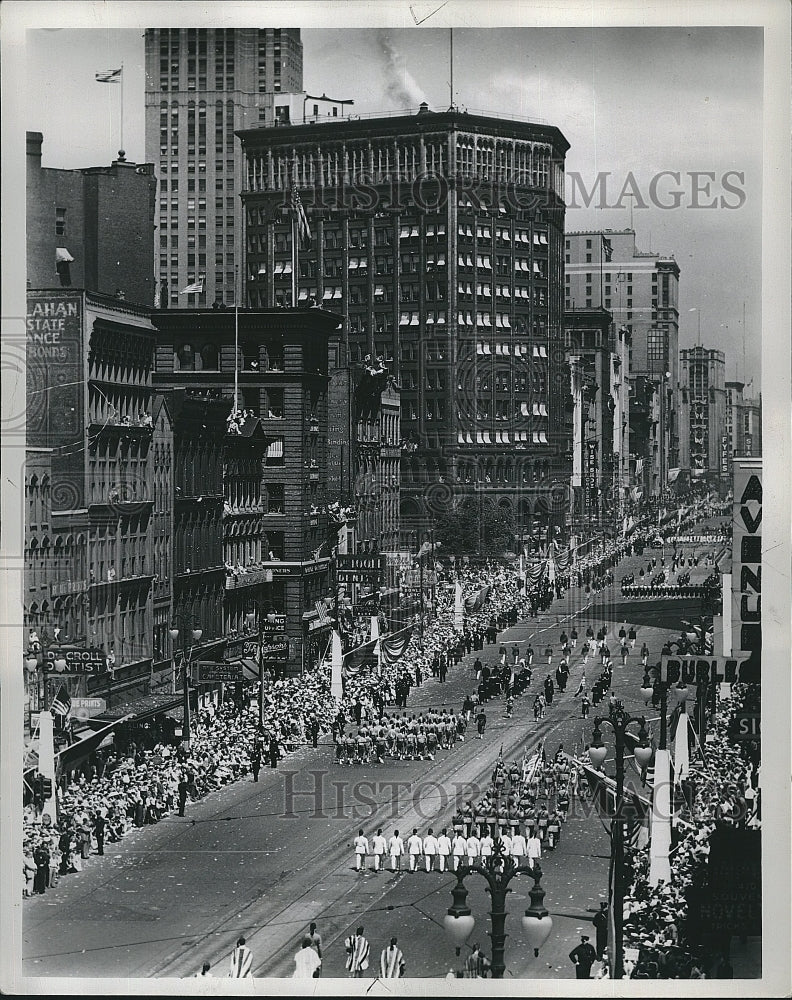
[27,132,157,306]
[565,229,680,491]
[726,380,762,462]
[678,346,728,495]
[564,308,630,535]
[151,307,341,674]
[25,290,158,713]
[238,106,571,544]
[144,27,303,308]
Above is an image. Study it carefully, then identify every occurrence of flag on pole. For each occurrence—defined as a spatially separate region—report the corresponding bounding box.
[95,67,122,83]
[291,187,312,250]
[180,277,204,294]
[50,684,71,717]
[601,235,613,262]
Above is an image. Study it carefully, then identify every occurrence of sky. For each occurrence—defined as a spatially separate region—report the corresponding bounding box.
[20,16,764,387]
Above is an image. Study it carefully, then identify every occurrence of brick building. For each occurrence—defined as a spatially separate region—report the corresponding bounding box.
[26,132,156,306]
[152,307,341,674]
[679,346,728,495]
[565,229,680,493]
[238,105,571,544]
[564,307,630,535]
[24,289,158,717]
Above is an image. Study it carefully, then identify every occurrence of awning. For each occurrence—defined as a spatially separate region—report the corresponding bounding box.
[86,693,183,728]
[55,247,75,263]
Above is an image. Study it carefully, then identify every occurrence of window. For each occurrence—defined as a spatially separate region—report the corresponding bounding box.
[56,208,66,236]
[266,388,284,418]
[176,343,195,371]
[200,343,219,370]
[266,483,284,514]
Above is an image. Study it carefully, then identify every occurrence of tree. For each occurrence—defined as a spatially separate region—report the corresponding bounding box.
[434,496,515,557]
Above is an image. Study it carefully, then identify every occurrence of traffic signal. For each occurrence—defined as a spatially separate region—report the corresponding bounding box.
[41,777,53,799]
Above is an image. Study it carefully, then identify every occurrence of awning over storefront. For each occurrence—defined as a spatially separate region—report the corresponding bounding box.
[86,693,183,729]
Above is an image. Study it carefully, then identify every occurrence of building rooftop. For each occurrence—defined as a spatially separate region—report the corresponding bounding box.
[238,105,570,152]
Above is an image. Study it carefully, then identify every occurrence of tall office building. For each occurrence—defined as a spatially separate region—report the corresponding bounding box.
[144,28,303,309]
[678,346,728,494]
[565,229,680,492]
[238,106,570,547]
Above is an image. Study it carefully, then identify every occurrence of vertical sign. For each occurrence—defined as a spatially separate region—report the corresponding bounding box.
[26,291,85,511]
[731,459,761,659]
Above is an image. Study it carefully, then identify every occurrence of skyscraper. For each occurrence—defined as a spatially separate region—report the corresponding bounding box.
[565,229,680,492]
[679,346,728,494]
[238,106,570,549]
[144,28,303,309]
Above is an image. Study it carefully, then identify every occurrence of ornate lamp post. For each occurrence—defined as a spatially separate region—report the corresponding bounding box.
[443,837,553,979]
[588,702,652,979]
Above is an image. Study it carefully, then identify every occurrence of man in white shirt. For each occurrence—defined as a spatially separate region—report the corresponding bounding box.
[407,828,423,872]
[371,828,387,872]
[437,828,452,872]
[422,828,439,872]
[388,829,404,871]
[500,831,513,858]
[479,831,494,859]
[452,831,467,870]
[466,830,481,863]
[510,829,527,867]
[353,828,369,873]
[526,831,542,869]
[293,937,322,978]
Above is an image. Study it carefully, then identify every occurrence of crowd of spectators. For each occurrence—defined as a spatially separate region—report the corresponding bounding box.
[621,684,761,979]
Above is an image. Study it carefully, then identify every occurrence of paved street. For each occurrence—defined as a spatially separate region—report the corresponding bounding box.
[23,534,720,980]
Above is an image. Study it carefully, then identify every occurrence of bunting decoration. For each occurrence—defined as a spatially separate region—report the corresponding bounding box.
[380,626,414,666]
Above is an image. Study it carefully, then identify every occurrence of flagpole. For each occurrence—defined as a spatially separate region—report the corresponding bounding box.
[234,265,239,412]
[120,61,124,153]
[291,198,298,308]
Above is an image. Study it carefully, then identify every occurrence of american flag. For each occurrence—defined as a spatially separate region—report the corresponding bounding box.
[50,683,71,717]
[291,187,312,250]
[315,598,332,626]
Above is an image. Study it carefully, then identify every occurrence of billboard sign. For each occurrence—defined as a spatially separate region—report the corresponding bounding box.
[44,647,106,675]
[27,291,85,511]
[731,460,761,658]
[193,662,242,683]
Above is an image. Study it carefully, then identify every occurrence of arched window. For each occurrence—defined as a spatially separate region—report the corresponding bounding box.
[200,343,219,370]
[176,343,195,370]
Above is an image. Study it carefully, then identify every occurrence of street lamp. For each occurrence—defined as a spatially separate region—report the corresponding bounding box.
[170,625,202,749]
[443,837,553,979]
[588,702,651,980]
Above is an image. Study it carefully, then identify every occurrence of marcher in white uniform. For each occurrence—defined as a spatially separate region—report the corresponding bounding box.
[466,831,481,862]
[479,832,494,859]
[510,830,527,867]
[388,829,404,871]
[371,828,387,872]
[353,829,369,872]
[526,832,542,869]
[452,832,467,870]
[422,828,439,872]
[407,829,423,872]
[437,828,452,872]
